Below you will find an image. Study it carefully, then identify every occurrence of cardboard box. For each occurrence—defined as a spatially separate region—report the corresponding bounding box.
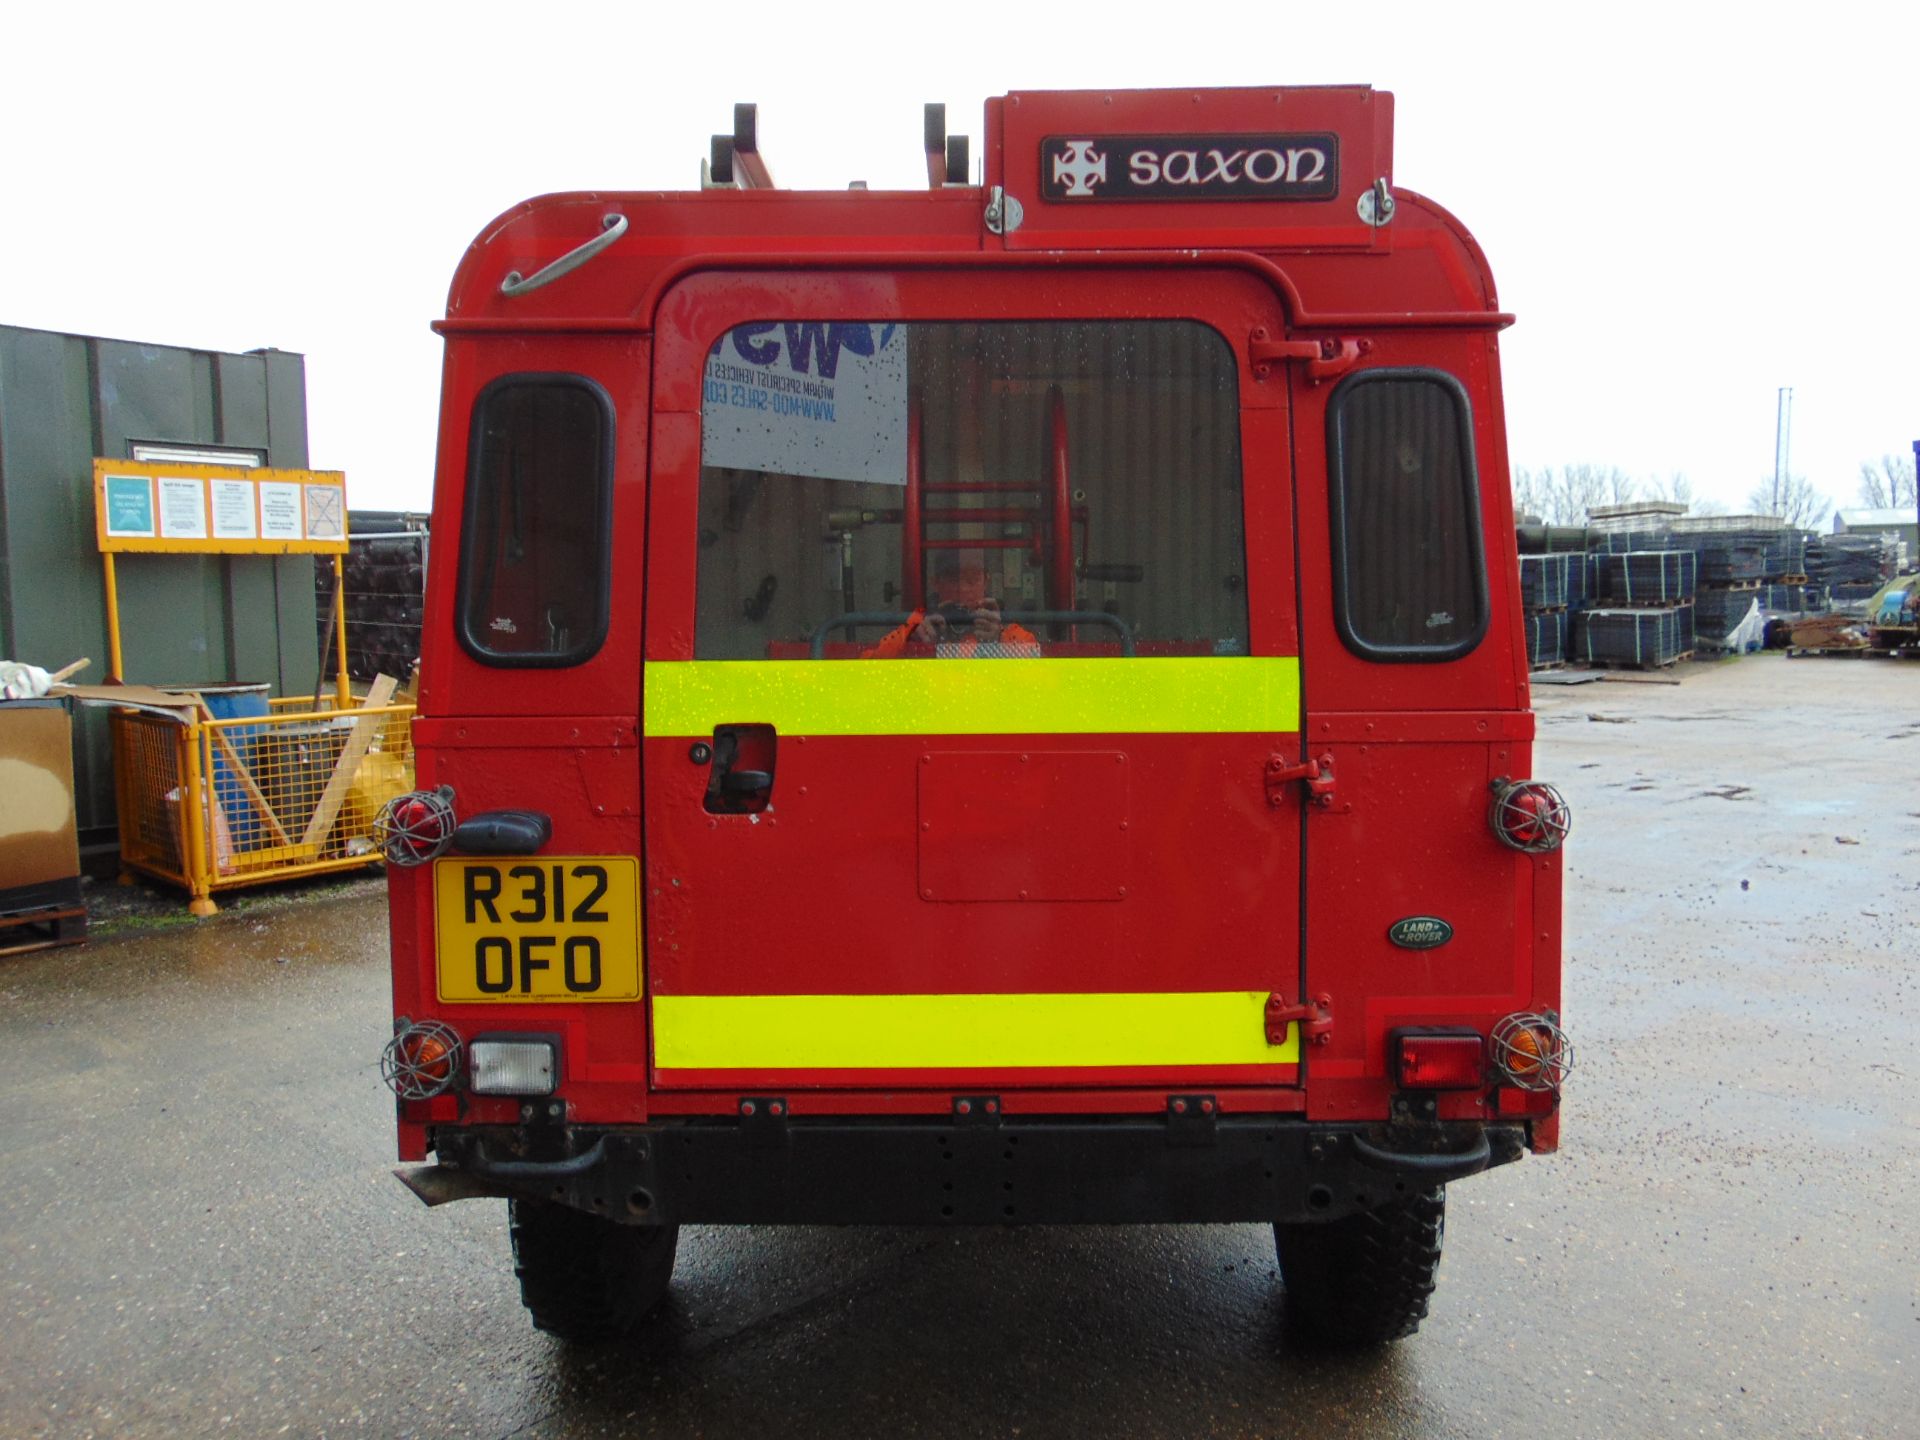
[0,700,82,903]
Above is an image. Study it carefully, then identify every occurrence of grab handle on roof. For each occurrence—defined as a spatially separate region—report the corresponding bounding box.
[500,213,628,297]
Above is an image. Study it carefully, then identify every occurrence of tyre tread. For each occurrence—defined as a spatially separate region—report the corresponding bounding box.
[1274,1187,1445,1347]
[508,1199,678,1342]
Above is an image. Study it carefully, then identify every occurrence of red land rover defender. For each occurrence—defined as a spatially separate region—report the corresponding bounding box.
[379,86,1570,1348]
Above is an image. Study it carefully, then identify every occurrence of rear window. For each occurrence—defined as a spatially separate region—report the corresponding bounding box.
[694,320,1248,660]
[1327,369,1487,661]
[458,376,613,666]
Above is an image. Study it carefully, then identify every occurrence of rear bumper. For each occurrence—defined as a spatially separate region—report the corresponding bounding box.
[406,1115,1526,1226]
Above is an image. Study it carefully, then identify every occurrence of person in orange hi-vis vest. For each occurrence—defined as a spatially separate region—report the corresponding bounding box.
[864,557,1039,658]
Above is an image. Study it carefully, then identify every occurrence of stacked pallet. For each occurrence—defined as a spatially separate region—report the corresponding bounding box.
[1576,548,1695,667]
[1518,553,1572,668]
[1574,607,1693,668]
[1808,533,1901,604]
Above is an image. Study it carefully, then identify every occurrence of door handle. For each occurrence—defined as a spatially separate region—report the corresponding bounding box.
[702,724,777,814]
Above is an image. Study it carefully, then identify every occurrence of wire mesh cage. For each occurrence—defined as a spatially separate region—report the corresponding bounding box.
[380,1020,462,1100]
[113,693,416,912]
[1490,1012,1573,1093]
[1488,779,1571,853]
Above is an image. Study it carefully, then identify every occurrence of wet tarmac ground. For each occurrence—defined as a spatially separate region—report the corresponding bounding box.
[2,653,1917,1438]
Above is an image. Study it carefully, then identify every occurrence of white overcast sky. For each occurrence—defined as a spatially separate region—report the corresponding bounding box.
[5,1,1916,518]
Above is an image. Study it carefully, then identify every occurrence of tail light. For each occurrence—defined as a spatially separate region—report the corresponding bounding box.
[1489,778,1571,853]
[381,1020,462,1098]
[375,786,457,866]
[1490,1012,1573,1093]
[1393,1030,1486,1090]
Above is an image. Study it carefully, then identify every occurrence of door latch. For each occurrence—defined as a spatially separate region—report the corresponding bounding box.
[1266,752,1336,808]
[1248,328,1371,383]
[1266,992,1334,1047]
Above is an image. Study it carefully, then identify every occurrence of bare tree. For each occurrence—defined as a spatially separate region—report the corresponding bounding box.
[1511,466,1550,522]
[1857,453,1918,509]
[1644,472,1695,508]
[1747,474,1831,530]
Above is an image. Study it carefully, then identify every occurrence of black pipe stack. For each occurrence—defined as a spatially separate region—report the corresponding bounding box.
[314,532,427,681]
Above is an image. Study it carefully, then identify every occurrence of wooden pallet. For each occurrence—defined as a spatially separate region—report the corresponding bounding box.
[1786,646,1880,658]
[0,904,87,958]
[1699,580,1762,593]
[1771,574,1810,585]
[1595,597,1696,610]
[1578,651,1691,671]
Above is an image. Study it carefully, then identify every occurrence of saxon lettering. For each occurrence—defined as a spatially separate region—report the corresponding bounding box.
[1044,133,1338,202]
[1287,148,1327,184]
[1244,149,1285,184]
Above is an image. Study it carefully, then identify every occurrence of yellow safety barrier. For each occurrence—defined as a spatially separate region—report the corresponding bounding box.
[111,695,414,916]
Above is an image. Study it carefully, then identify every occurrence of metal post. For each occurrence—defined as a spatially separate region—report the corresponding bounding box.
[181,723,217,917]
[332,552,352,710]
[102,556,124,683]
[1772,387,1793,515]
[1911,439,1919,572]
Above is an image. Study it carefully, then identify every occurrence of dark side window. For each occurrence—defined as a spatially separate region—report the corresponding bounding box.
[1328,369,1487,661]
[458,376,613,666]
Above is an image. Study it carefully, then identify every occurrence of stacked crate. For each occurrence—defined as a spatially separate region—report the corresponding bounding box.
[1575,548,1696,667]
[1689,536,1765,649]
[1518,553,1573,668]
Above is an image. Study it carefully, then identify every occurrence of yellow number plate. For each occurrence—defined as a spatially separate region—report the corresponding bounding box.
[434,857,641,1003]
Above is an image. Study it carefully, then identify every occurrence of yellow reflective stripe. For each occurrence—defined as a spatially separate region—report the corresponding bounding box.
[642,657,1299,737]
[652,992,1298,1069]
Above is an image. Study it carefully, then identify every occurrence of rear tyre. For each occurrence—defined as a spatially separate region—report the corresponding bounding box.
[508,1199,679,1341]
[1274,1187,1445,1347]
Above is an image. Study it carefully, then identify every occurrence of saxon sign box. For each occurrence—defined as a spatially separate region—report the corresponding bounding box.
[1040,133,1340,203]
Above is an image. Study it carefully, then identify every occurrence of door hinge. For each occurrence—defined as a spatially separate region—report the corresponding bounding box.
[1266,752,1336,808]
[1266,993,1334,1047]
[1248,328,1371,383]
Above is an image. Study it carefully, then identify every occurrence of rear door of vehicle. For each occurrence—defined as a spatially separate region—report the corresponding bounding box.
[641,267,1309,1096]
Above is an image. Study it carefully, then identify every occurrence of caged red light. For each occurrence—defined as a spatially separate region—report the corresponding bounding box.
[1489,779,1571,853]
[374,786,457,866]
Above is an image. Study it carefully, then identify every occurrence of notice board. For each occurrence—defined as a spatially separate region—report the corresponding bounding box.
[94,460,348,555]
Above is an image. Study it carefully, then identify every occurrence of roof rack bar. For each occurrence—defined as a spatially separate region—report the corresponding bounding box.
[731,102,774,189]
[925,104,947,187]
[925,104,969,187]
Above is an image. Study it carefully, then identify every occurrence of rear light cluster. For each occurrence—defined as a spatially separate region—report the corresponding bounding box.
[1490,1012,1573,1093]
[379,1023,559,1099]
[1393,1031,1486,1090]
[1393,1014,1573,1096]
[469,1039,558,1096]
[374,786,457,866]
[381,1020,462,1099]
[1489,778,1571,853]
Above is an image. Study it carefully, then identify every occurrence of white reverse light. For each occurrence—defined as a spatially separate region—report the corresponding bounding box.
[468,1039,557,1096]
